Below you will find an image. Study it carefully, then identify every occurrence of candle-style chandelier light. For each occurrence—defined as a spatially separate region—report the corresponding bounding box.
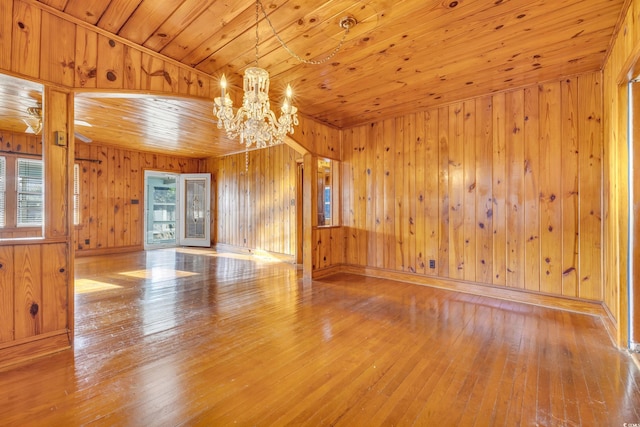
[213,0,356,149]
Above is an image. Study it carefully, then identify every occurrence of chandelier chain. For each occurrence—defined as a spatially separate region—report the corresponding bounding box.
[255,0,260,67]
[257,0,351,65]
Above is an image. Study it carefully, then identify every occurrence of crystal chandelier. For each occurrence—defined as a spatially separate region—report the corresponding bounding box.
[213,0,355,149]
[213,1,298,149]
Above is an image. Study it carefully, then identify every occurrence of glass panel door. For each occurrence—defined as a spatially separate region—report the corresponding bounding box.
[179,173,210,247]
[144,171,178,249]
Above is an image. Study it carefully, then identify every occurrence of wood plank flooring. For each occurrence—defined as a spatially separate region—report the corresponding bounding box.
[1,248,639,426]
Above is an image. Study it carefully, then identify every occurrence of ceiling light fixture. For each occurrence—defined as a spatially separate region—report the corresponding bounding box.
[213,0,355,149]
[24,104,43,135]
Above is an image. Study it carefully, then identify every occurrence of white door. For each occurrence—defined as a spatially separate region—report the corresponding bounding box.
[178,173,211,247]
[144,171,179,249]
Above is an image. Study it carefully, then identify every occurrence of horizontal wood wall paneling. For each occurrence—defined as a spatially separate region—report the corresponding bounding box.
[340,73,604,302]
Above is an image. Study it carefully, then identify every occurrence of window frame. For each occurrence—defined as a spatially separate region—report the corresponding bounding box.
[0,153,44,237]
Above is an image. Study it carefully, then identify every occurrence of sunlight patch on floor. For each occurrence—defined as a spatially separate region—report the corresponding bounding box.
[75,278,123,294]
[119,267,199,281]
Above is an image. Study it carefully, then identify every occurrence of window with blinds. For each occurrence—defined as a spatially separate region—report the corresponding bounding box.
[0,157,5,227]
[16,158,43,226]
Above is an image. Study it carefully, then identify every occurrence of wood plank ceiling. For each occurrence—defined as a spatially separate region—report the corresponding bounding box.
[0,0,627,157]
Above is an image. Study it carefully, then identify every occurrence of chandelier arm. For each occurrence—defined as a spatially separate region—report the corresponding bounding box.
[257,0,352,65]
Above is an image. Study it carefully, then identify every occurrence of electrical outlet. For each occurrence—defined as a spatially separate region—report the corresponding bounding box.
[429,259,436,269]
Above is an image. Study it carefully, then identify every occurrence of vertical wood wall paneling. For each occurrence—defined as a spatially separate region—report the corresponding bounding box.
[601,0,638,343]
[415,113,426,274]
[448,104,464,279]
[492,93,507,286]
[374,121,385,269]
[41,243,67,333]
[74,143,201,253]
[476,96,493,284]
[463,100,477,283]
[424,110,439,276]
[383,118,396,270]
[438,107,449,277]
[0,246,14,343]
[0,0,13,70]
[209,144,300,256]
[561,78,579,297]
[74,26,98,88]
[538,82,563,295]
[123,45,142,90]
[44,88,69,239]
[96,34,123,89]
[11,0,41,78]
[366,123,376,268]
[14,245,42,340]
[523,86,541,292]
[340,73,604,302]
[577,73,603,301]
[357,126,367,266]
[39,12,75,87]
[506,90,525,289]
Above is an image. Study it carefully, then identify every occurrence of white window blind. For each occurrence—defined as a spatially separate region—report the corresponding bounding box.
[16,158,43,226]
[73,163,80,225]
[0,157,5,227]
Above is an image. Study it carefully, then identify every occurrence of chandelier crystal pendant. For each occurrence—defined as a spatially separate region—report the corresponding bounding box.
[213,66,298,149]
[213,0,299,149]
[213,0,354,149]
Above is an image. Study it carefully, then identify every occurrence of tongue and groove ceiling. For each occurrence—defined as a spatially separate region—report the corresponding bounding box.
[0,0,628,157]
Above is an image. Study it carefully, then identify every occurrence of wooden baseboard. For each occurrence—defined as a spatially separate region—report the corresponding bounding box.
[75,245,143,257]
[0,331,70,371]
[336,265,608,318]
[311,264,344,279]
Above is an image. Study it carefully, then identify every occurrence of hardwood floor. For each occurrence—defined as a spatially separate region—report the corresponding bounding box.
[1,248,639,426]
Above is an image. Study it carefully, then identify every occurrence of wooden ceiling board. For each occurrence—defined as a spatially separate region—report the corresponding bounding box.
[96,0,145,34]
[159,0,256,63]
[0,74,43,134]
[73,94,240,158]
[61,0,111,25]
[195,0,374,76]
[3,0,624,156]
[142,0,219,52]
[116,0,185,45]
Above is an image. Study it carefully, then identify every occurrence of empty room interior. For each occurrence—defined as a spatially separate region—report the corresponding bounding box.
[1,0,640,425]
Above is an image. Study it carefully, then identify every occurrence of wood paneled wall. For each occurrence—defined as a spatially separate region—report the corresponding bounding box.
[74,142,202,254]
[0,0,217,97]
[602,0,639,345]
[0,87,73,369]
[341,73,603,301]
[295,115,341,161]
[207,144,300,256]
[0,242,67,344]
